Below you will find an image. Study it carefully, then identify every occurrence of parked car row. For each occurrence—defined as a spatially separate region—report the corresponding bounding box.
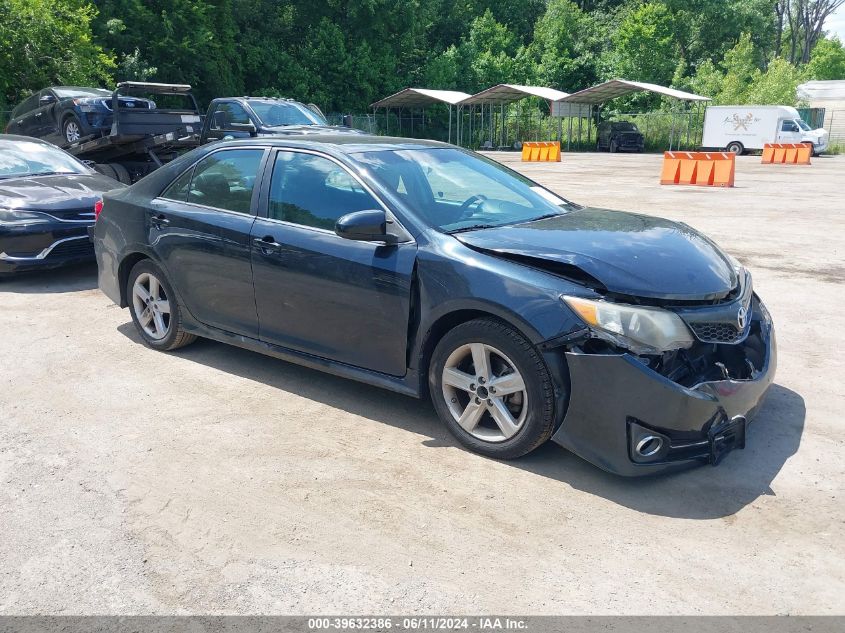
[4,83,364,186]
[0,86,776,478]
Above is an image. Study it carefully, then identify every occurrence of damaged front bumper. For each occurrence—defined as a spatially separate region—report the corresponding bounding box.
[551,299,776,476]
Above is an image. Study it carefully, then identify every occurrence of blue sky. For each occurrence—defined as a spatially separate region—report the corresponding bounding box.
[829,4,845,41]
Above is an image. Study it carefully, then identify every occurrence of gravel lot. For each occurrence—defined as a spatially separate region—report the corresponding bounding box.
[1,152,843,615]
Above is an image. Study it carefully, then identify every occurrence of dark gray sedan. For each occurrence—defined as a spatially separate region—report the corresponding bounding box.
[90,135,775,476]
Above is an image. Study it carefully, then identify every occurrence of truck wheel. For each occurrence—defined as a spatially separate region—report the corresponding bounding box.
[610,140,618,153]
[110,163,132,185]
[93,163,118,181]
[726,141,744,155]
[63,115,83,144]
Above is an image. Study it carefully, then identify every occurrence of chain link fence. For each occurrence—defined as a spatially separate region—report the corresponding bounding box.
[329,107,845,153]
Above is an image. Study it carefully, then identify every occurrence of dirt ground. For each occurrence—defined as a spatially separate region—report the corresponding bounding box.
[1,152,843,615]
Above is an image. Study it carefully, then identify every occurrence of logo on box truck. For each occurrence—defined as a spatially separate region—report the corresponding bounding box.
[724,113,761,132]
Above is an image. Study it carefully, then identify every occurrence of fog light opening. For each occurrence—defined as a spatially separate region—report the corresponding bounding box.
[635,435,664,457]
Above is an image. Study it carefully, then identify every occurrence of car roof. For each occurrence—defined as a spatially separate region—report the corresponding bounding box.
[210,134,453,154]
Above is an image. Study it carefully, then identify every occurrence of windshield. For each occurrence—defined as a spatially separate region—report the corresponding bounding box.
[613,122,638,131]
[0,140,90,178]
[354,148,575,233]
[54,87,111,99]
[247,100,327,126]
[796,119,811,131]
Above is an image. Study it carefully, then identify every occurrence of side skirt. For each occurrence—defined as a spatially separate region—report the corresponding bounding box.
[181,320,423,399]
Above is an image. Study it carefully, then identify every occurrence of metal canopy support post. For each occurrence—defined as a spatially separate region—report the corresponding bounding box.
[578,104,583,149]
[448,105,452,144]
[500,103,505,148]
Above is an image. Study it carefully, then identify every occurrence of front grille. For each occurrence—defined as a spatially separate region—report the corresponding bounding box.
[690,322,744,344]
[47,238,94,260]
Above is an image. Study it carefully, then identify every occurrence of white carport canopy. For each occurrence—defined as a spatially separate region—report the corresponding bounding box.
[557,79,710,104]
[552,79,710,151]
[370,88,472,143]
[459,85,570,149]
[370,88,471,108]
[462,83,569,105]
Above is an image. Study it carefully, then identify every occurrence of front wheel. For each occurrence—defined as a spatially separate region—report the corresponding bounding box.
[429,318,558,459]
[63,115,82,144]
[609,140,618,153]
[127,259,196,351]
[726,141,744,155]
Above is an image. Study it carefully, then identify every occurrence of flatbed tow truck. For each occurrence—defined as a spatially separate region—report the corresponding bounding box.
[62,81,203,184]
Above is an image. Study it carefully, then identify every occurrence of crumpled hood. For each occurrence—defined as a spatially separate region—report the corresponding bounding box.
[0,173,124,212]
[455,207,738,300]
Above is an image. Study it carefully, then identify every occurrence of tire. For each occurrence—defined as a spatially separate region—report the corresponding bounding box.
[726,141,744,155]
[126,259,196,351]
[610,140,618,153]
[110,163,132,184]
[93,163,118,181]
[428,318,557,459]
[63,115,83,144]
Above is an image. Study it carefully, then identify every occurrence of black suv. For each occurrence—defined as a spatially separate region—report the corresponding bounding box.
[596,121,645,153]
[200,97,363,143]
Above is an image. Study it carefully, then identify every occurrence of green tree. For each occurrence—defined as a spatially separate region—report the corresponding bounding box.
[686,33,807,105]
[806,36,845,79]
[528,0,603,91]
[610,2,676,85]
[0,0,114,106]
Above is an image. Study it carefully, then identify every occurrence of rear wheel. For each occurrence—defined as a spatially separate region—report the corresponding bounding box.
[726,141,744,155]
[429,318,557,459]
[127,260,196,351]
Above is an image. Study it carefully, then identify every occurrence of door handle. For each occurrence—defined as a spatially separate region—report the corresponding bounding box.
[150,213,170,227]
[253,236,281,254]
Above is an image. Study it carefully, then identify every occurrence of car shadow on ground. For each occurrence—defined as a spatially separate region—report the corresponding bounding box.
[117,324,804,521]
[0,262,98,293]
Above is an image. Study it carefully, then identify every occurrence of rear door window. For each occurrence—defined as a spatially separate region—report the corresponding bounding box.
[160,167,195,202]
[171,149,264,213]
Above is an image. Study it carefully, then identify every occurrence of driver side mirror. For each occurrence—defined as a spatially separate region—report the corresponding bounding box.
[228,121,257,136]
[39,94,56,106]
[335,209,396,244]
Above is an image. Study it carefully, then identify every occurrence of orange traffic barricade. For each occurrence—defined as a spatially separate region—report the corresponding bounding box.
[761,143,812,165]
[660,151,735,188]
[521,141,561,162]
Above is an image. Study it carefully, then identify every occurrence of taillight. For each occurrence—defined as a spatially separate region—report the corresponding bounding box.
[94,199,104,221]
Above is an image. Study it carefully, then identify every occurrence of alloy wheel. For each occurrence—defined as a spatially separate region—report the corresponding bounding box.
[131,272,171,340]
[441,343,528,443]
[65,121,80,143]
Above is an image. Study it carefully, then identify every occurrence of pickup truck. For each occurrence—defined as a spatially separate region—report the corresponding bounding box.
[200,96,363,143]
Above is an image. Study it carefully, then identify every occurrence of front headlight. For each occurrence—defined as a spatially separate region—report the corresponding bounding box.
[0,208,51,226]
[562,295,695,355]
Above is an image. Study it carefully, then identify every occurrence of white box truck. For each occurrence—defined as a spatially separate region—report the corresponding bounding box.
[701,105,829,155]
